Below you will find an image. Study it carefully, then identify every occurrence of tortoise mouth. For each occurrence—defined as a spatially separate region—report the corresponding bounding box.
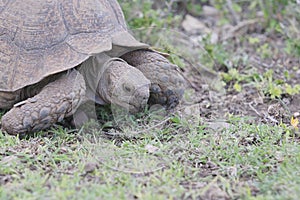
[115,99,147,113]
[111,84,150,113]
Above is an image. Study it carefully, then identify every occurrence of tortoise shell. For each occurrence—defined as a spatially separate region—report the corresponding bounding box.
[0,0,147,92]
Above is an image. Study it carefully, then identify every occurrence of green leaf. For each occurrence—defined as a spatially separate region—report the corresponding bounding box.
[234,82,242,92]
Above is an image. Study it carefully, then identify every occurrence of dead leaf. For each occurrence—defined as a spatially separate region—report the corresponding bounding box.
[291,116,299,129]
[145,144,160,153]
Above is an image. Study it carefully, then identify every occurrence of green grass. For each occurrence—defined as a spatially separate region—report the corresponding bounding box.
[1,116,300,199]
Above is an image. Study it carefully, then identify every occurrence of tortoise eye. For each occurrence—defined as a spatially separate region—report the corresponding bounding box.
[123,84,133,93]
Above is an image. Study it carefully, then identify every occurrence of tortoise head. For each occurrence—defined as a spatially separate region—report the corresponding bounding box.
[98,60,151,113]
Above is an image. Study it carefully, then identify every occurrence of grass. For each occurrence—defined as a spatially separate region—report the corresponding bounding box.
[1,117,299,199]
[1,0,300,199]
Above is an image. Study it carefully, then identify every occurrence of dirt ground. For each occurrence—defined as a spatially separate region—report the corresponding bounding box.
[169,3,300,128]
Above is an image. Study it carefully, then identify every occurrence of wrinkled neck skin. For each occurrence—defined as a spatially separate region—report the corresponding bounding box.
[79,54,127,105]
[97,60,127,104]
[97,67,113,104]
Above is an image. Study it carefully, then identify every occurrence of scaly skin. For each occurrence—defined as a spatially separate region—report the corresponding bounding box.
[121,49,186,109]
[1,70,86,135]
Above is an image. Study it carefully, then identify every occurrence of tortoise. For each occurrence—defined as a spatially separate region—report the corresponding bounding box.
[0,0,186,135]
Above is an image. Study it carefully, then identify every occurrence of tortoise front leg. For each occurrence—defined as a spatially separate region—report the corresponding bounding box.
[0,91,21,110]
[1,70,86,135]
[121,49,186,110]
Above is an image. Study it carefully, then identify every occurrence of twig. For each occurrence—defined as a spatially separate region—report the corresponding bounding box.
[102,116,171,138]
[248,102,262,117]
[226,0,240,25]
[165,0,177,13]
[96,157,167,176]
[249,56,271,68]
[221,18,263,41]
[264,113,278,123]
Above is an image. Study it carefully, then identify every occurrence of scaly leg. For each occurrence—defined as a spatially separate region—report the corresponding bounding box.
[1,70,86,135]
[121,49,186,109]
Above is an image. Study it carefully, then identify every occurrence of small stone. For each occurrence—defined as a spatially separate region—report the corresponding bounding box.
[182,14,211,34]
[84,162,98,173]
[294,112,300,118]
[210,32,219,44]
[145,144,160,153]
[202,5,220,16]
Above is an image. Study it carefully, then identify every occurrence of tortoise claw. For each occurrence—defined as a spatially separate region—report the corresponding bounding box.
[148,87,181,110]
